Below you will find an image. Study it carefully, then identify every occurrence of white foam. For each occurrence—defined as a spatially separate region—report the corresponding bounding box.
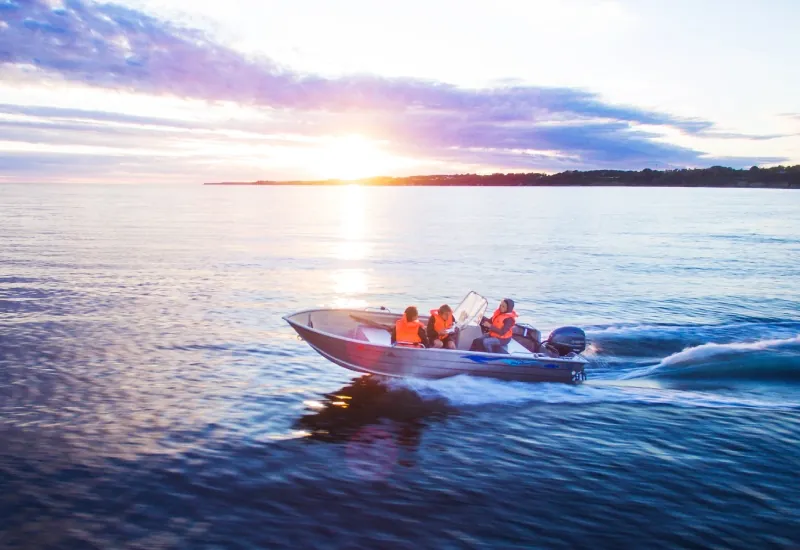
[386,375,799,410]
[624,334,800,379]
[587,321,800,337]
[659,335,800,367]
[389,375,566,406]
[586,324,669,335]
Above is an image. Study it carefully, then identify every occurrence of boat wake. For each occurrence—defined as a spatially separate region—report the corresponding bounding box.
[384,321,800,410]
[387,374,799,410]
[583,320,800,381]
[585,320,800,359]
[624,335,800,381]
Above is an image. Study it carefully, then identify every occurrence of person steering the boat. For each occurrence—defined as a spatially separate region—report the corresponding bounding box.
[427,304,457,349]
[470,298,518,353]
[391,306,431,348]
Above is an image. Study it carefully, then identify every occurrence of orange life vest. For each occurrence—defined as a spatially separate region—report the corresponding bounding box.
[489,308,517,340]
[395,315,424,345]
[430,309,454,340]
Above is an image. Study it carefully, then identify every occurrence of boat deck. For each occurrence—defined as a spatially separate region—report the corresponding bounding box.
[352,322,534,354]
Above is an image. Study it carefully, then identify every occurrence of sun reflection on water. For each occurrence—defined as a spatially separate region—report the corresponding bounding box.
[331,296,369,309]
[332,268,368,294]
[336,184,369,261]
[330,184,371,308]
[330,268,369,308]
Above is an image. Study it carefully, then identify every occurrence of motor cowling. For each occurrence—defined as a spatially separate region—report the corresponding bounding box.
[546,326,586,356]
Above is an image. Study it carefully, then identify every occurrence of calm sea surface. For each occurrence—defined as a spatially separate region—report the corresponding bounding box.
[1,184,799,549]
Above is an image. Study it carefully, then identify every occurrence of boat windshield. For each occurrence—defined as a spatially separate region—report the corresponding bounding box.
[452,291,489,329]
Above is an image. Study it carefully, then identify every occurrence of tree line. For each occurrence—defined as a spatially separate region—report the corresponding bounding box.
[208,165,800,188]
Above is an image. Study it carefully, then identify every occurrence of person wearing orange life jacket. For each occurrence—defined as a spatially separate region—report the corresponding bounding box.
[427,304,457,349]
[391,306,431,348]
[470,298,518,353]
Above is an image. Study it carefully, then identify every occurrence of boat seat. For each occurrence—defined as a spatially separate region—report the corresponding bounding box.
[353,325,392,346]
[455,325,533,354]
[455,325,483,350]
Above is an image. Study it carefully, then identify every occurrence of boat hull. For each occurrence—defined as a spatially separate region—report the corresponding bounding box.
[286,313,587,383]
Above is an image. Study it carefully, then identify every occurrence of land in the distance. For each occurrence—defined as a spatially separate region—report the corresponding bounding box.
[206,165,800,189]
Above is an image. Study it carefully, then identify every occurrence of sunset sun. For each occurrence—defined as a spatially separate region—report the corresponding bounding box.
[316,135,399,180]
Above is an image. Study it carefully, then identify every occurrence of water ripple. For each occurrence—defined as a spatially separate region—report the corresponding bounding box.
[1,185,799,548]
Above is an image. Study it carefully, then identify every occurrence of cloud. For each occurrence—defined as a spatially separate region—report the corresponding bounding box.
[0,0,788,176]
[0,102,328,152]
[0,149,280,184]
[1,0,703,125]
[0,102,199,129]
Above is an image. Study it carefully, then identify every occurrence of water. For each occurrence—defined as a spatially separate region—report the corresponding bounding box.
[1,184,799,549]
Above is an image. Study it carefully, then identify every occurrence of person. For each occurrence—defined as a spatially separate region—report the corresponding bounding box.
[391,306,430,348]
[427,304,456,349]
[470,298,517,353]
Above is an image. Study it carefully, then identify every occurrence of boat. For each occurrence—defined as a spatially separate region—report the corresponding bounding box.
[283,291,589,383]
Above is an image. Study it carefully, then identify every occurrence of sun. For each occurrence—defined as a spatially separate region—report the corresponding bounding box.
[316,135,397,180]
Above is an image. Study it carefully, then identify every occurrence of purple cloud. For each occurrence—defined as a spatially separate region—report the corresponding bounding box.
[0,102,199,129]
[0,0,788,172]
[0,149,276,184]
[0,0,707,123]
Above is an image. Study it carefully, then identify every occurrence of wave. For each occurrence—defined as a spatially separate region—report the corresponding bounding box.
[587,320,799,336]
[625,335,800,381]
[585,320,800,362]
[377,325,800,410]
[387,375,799,410]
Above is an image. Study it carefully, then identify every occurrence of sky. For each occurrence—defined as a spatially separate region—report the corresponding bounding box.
[0,0,799,183]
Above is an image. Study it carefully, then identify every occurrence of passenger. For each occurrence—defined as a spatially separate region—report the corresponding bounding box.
[391,306,430,348]
[427,304,456,349]
[470,298,517,353]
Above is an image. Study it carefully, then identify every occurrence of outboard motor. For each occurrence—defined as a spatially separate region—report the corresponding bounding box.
[546,326,586,356]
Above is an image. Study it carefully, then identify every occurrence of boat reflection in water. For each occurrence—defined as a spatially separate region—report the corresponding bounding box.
[296,375,452,477]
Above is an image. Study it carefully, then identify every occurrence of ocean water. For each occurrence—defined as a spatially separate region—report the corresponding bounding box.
[1,184,799,549]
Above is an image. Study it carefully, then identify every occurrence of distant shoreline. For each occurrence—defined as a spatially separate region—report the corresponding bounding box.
[205,165,800,189]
